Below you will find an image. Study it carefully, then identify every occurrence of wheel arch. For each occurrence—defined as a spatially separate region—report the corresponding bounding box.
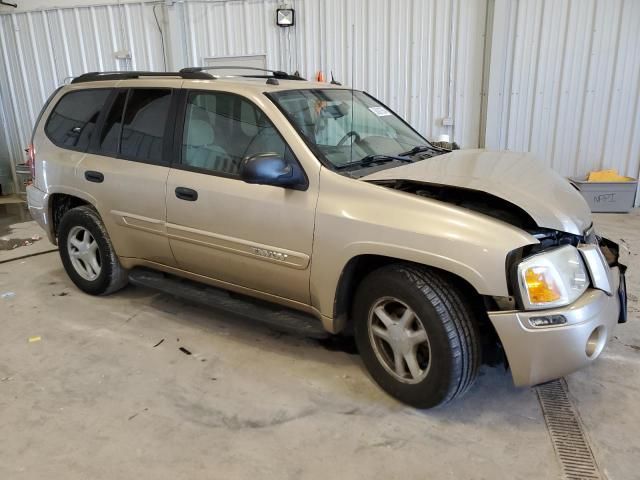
[49,189,98,242]
[331,254,495,340]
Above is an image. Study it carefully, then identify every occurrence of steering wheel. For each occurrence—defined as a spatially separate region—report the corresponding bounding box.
[337,131,361,146]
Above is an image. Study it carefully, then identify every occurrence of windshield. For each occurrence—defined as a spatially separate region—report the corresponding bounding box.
[269,89,428,169]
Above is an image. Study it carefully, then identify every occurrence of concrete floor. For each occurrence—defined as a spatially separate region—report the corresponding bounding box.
[0,202,56,262]
[0,208,639,480]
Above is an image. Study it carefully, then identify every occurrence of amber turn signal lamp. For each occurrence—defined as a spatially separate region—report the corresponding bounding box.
[524,267,561,304]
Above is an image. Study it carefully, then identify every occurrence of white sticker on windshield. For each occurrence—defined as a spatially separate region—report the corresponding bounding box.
[369,106,391,117]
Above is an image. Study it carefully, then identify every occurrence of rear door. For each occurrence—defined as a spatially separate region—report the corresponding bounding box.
[78,80,180,265]
[165,89,318,304]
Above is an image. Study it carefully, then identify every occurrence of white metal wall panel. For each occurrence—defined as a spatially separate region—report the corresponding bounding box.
[2,0,639,196]
[0,2,164,192]
[183,0,291,74]
[180,0,487,146]
[1,0,486,193]
[485,0,640,179]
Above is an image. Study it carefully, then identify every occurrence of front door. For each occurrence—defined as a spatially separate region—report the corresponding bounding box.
[165,90,317,304]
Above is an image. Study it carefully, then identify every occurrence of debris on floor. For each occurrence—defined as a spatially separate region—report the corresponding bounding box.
[1,291,15,299]
[28,336,41,343]
[0,236,43,251]
[152,339,165,347]
[128,408,148,421]
[179,347,192,355]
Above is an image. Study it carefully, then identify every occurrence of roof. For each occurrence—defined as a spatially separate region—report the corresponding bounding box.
[184,77,346,92]
[68,70,348,93]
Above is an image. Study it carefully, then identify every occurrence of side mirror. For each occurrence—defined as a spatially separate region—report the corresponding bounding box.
[240,153,307,191]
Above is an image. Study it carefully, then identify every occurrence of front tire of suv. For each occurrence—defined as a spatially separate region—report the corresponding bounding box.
[353,264,480,408]
[58,206,128,295]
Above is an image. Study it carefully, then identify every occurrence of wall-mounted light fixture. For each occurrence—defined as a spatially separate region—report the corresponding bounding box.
[276,8,295,27]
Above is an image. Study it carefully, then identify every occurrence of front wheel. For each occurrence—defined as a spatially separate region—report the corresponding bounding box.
[58,205,128,295]
[353,264,480,408]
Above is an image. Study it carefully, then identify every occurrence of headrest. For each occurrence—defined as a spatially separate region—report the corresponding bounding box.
[186,119,214,147]
[128,95,171,137]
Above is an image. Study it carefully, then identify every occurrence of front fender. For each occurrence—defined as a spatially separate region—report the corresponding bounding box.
[310,169,538,319]
[339,241,487,292]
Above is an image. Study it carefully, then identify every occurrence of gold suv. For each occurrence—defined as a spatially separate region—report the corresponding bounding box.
[27,68,628,408]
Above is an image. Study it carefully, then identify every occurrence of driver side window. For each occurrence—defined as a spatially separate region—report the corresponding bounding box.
[182,91,287,176]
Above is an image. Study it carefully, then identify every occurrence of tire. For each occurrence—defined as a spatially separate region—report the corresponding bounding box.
[58,205,128,295]
[353,264,480,408]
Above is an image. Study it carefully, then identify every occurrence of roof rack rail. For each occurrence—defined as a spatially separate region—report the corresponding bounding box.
[179,66,305,81]
[70,70,214,84]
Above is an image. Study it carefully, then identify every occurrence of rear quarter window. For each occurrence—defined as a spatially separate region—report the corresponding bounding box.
[45,89,111,151]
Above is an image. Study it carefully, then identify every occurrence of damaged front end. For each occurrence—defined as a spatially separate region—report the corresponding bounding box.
[489,232,627,386]
[370,179,539,231]
[370,179,627,298]
[371,179,628,380]
[507,228,628,321]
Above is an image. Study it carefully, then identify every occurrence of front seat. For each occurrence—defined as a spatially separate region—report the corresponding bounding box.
[183,119,234,173]
[240,104,284,158]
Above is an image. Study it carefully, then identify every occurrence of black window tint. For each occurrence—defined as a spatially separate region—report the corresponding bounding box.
[182,92,287,175]
[45,89,110,150]
[120,89,171,164]
[99,90,127,156]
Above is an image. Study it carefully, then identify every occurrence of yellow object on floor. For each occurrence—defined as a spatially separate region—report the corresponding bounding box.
[587,169,633,182]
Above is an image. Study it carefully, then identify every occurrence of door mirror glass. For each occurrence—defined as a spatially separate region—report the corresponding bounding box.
[240,153,307,191]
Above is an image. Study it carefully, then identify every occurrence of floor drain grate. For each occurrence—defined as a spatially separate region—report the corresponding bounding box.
[536,379,601,480]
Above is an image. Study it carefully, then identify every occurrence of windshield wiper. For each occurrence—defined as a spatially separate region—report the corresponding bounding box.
[399,143,450,157]
[336,154,413,170]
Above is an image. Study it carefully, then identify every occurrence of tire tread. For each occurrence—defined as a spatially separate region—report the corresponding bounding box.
[354,263,481,407]
[395,265,481,403]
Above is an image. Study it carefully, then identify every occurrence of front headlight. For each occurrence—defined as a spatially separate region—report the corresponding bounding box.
[517,245,589,310]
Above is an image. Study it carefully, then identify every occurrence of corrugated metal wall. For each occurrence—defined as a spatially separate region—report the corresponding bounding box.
[182,0,487,145]
[0,1,164,192]
[1,0,638,196]
[0,0,487,193]
[485,0,640,179]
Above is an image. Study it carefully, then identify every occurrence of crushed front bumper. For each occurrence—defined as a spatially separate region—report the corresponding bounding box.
[490,265,625,387]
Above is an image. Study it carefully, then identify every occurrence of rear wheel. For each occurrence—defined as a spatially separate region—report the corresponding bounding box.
[353,264,480,408]
[58,206,128,295]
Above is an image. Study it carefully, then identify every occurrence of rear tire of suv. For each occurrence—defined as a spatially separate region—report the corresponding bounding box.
[353,264,480,408]
[58,206,128,295]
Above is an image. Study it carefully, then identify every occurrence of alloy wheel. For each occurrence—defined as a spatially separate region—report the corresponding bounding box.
[67,226,102,281]
[368,296,432,384]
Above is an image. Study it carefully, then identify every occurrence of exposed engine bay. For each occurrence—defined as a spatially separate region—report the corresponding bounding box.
[370,178,625,299]
[368,179,609,253]
[370,179,538,231]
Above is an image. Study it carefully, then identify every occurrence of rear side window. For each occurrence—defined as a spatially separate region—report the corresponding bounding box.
[45,89,111,151]
[119,89,172,164]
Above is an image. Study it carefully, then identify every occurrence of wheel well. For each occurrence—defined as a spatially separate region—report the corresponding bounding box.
[50,194,90,240]
[333,255,503,364]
